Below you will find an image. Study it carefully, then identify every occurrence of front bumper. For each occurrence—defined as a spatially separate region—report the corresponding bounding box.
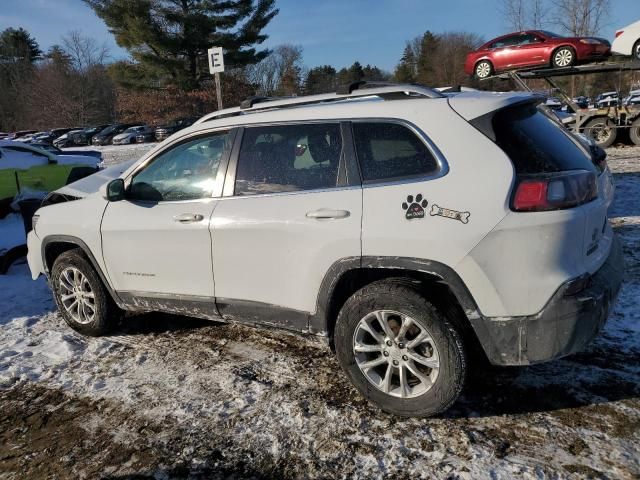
[470,235,624,365]
[26,230,44,280]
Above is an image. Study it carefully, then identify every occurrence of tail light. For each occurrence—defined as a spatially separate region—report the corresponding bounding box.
[615,30,624,38]
[512,170,597,212]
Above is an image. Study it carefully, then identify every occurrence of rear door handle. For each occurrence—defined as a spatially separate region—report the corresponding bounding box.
[173,213,204,223]
[306,209,350,219]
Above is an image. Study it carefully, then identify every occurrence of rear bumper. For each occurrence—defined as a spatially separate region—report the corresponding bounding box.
[470,235,624,366]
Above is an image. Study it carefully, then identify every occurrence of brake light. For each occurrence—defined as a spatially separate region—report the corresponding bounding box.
[512,171,597,212]
[615,30,624,38]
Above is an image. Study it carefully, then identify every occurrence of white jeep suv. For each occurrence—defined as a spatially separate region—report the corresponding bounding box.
[27,82,624,417]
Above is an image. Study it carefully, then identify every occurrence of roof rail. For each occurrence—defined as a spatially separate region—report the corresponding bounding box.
[194,82,443,125]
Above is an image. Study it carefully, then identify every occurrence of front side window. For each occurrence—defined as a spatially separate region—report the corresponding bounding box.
[234,123,341,196]
[352,122,439,183]
[129,131,231,201]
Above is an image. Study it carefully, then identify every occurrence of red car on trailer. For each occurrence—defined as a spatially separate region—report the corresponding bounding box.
[465,30,610,79]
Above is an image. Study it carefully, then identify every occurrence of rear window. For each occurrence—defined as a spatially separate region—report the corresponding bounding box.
[492,105,597,174]
[352,122,439,182]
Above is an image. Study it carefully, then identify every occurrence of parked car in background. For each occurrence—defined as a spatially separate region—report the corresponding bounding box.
[112,125,152,145]
[466,30,611,79]
[572,96,590,109]
[9,130,36,140]
[595,91,619,108]
[0,140,100,201]
[29,142,102,159]
[91,124,134,146]
[612,19,640,60]
[135,127,156,143]
[53,129,84,148]
[71,125,110,146]
[624,94,640,106]
[33,128,79,145]
[154,117,198,141]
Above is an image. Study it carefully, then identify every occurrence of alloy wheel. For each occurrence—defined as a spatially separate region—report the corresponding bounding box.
[352,310,440,398]
[476,62,491,79]
[58,267,96,325]
[554,49,573,67]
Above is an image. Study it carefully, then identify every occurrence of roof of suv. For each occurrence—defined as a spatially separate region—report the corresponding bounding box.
[180,86,541,139]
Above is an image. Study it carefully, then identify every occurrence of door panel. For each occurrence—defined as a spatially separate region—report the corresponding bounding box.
[211,188,361,313]
[102,198,218,297]
[211,122,362,315]
[101,131,234,298]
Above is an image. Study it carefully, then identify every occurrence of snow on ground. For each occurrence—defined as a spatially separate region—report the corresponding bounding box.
[65,142,156,167]
[0,146,639,479]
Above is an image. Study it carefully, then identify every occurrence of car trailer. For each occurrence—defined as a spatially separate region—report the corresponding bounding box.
[488,61,640,147]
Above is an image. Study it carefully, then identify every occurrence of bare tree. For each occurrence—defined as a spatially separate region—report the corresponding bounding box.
[501,0,527,31]
[501,0,549,31]
[245,44,303,96]
[62,30,109,72]
[551,0,610,36]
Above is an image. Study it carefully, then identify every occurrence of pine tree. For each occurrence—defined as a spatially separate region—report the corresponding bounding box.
[394,45,416,83]
[304,65,336,94]
[0,27,42,62]
[415,31,439,85]
[85,0,278,90]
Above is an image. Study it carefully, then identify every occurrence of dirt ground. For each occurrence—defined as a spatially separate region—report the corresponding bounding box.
[0,145,639,480]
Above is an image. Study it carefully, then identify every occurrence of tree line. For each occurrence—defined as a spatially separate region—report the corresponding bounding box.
[1,0,636,132]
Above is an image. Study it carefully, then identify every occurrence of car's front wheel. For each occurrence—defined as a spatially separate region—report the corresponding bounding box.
[634,40,640,61]
[474,60,493,79]
[51,249,120,336]
[552,47,575,68]
[335,279,466,417]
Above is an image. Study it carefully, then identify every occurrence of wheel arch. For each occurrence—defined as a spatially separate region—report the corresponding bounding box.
[41,235,122,305]
[313,257,485,353]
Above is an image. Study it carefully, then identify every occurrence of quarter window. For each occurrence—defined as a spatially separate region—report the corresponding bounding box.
[352,122,439,182]
[234,123,341,196]
[129,131,231,201]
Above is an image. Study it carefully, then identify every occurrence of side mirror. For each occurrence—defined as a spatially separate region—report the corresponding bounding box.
[104,178,125,201]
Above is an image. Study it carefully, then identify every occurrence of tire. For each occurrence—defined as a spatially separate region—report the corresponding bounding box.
[584,117,617,148]
[630,118,640,146]
[334,279,467,417]
[634,40,640,61]
[51,249,119,336]
[552,47,575,68]
[474,60,493,79]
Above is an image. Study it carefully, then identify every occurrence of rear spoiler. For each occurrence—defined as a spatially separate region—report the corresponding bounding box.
[448,93,544,141]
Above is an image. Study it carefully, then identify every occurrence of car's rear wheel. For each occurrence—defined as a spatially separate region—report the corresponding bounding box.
[51,249,120,336]
[629,117,640,146]
[584,117,617,148]
[474,60,493,79]
[552,47,575,68]
[334,279,466,417]
[634,40,640,61]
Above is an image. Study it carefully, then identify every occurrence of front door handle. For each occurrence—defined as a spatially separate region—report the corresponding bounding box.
[306,209,350,219]
[173,213,204,223]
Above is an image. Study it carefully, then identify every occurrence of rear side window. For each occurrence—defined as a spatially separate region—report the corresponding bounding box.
[492,105,597,174]
[234,123,341,196]
[352,122,439,183]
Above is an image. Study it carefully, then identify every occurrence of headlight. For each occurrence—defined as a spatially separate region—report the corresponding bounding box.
[580,38,601,44]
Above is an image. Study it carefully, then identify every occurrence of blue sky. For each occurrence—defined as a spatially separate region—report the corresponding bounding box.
[1,0,639,71]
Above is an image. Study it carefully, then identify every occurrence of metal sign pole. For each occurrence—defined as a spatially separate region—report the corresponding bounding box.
[215,72,223,111]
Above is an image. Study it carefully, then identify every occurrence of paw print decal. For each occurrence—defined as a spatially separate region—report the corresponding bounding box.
[402,194,428,220]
